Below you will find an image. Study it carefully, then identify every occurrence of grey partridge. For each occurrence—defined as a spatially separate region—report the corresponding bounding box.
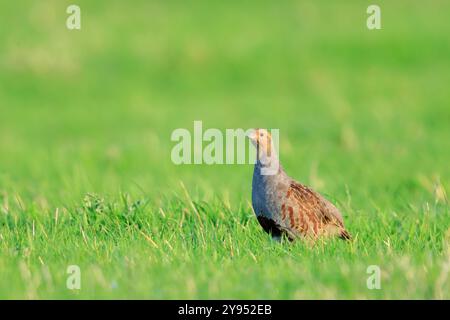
[247,129,351,241]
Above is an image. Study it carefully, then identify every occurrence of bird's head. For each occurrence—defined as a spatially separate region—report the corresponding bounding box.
[247,128,280,175]
[247,128,274,158]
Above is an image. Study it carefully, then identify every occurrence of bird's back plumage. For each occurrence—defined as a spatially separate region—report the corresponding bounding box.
[252,164,351,241]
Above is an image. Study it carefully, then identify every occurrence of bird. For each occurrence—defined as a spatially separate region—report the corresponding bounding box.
[247,128,351,242]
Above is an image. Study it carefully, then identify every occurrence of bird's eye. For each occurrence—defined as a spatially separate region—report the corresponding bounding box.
[260,133,264,137]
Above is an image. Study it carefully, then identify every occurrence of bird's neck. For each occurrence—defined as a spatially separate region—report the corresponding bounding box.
[253,150,284,181]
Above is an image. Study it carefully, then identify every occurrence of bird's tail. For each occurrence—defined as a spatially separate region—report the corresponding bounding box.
[339,229,352,241]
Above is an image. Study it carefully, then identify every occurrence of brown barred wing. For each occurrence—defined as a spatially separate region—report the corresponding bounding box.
[283,181,350,239]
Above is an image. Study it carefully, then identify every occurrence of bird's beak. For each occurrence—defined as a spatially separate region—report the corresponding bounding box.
[246,129,257,142]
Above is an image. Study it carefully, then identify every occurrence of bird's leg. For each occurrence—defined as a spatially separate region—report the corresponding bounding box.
[272,235,282,242]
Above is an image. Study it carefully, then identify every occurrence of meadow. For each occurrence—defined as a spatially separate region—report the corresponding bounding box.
[0,1,449,299]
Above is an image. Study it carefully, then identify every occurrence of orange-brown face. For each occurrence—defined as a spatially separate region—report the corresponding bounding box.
[248,128,272,156]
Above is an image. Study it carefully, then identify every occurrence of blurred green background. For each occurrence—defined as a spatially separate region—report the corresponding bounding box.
[0,1,449,299]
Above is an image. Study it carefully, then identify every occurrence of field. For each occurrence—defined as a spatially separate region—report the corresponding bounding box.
[0,0,449,299]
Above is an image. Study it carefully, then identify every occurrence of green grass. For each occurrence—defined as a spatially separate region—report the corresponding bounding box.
[0,0,449,299]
